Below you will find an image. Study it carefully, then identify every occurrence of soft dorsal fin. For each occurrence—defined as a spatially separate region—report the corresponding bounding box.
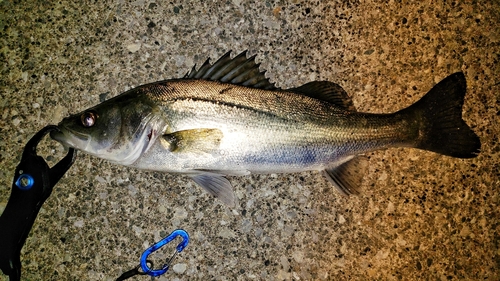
[184,51,278,90]
[289,81,356,111]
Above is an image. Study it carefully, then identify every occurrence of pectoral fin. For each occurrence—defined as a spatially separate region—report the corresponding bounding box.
[321,156,369,195]
[190,173,237,207]
[162,128,223,153]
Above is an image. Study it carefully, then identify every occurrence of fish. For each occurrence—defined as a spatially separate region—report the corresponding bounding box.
[50,51,481,207]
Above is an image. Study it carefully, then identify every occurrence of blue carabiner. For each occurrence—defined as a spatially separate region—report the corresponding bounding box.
[140,229,189,277]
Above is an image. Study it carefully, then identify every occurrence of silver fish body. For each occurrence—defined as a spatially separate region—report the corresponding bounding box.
[51,51,481,206]
[129,80,411,172]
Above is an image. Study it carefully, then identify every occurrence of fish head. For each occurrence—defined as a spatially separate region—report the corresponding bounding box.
[51,95,166,165]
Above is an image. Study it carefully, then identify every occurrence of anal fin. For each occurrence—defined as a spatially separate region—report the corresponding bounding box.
[321,156,369,195]
[190,173,237,207]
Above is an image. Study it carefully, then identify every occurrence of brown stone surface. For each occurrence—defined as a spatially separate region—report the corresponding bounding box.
[1,1,498,280]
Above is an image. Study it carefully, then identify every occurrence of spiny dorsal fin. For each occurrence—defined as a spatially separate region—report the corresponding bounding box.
[289,81,356,111]
[184,51,278,90]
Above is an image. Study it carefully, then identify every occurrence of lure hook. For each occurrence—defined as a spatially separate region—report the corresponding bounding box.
[140,229,189,277]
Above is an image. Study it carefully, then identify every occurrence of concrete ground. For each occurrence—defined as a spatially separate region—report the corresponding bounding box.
[1,0,498,280]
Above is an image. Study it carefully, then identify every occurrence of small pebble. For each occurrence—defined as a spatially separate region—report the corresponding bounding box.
[172,263,187,274]
[127,43,141,53]
[338,214,346,224]
[12,117,21,126]
[73,220,84,228]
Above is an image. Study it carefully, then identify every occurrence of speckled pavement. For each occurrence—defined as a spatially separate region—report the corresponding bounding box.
[1,1,498,280]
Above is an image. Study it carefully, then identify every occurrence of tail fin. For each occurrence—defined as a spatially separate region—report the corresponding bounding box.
[402,72,480,158]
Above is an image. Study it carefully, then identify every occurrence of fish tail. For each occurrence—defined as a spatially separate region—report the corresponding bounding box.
[402,72,481,158]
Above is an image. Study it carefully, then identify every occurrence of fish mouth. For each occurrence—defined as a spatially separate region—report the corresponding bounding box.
[50,124,90,149]
[49,129,65,143]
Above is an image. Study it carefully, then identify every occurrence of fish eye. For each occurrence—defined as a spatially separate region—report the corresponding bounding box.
[80,111,98,127]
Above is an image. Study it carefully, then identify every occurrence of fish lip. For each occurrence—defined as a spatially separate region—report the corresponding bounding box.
[49,129,63,142]
[50,124,90,147]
